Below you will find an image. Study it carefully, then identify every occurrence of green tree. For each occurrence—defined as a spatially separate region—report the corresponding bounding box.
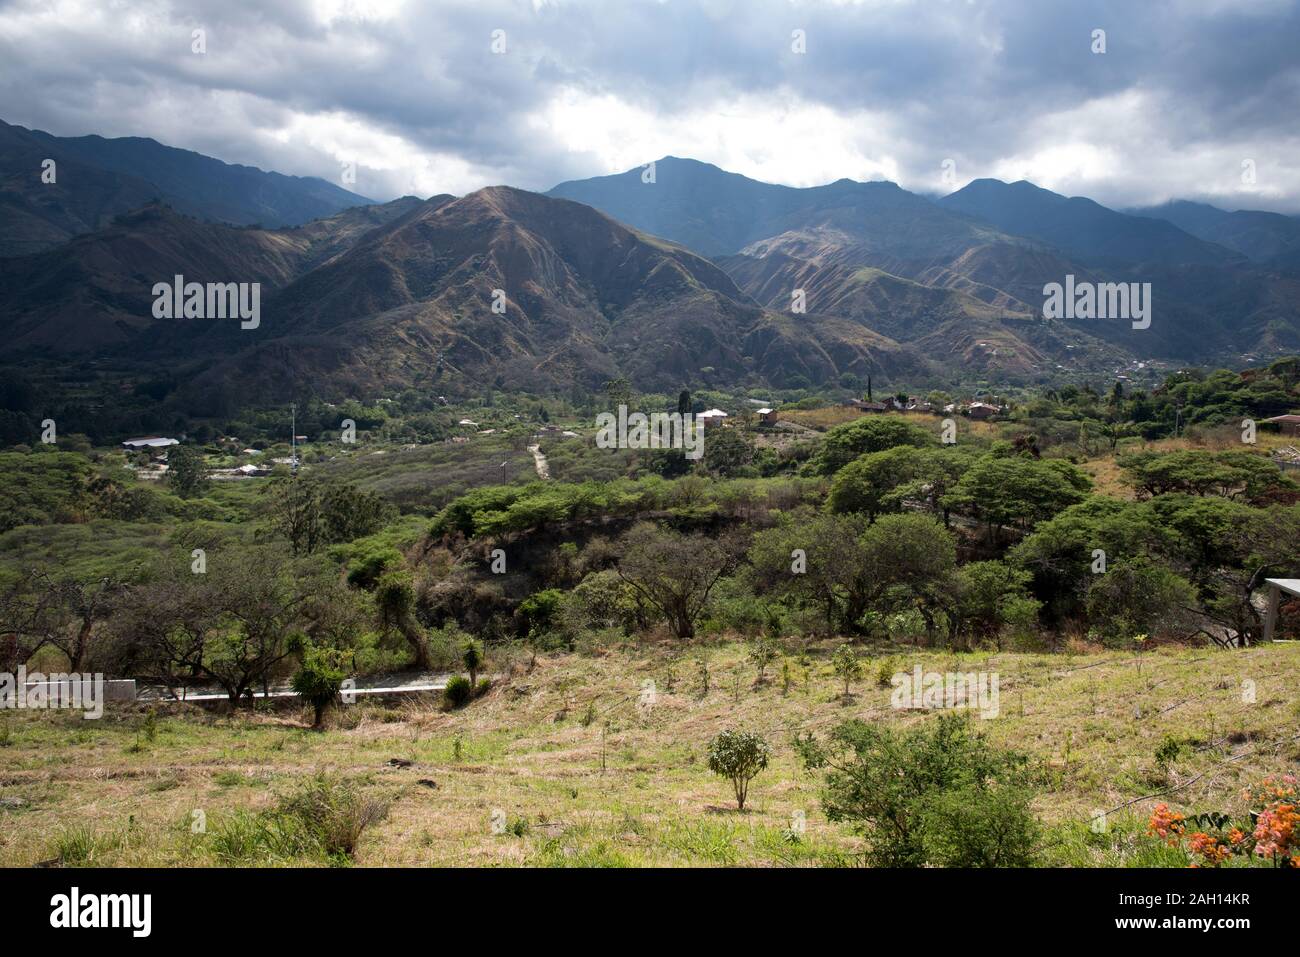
[320,484,395,544]
[859,514,958,637]
[462,638,483,687]
[265,476,324,555]
[706,729,770,810]
[810,416,932,475]
[166,445,207,498]
[515,588,563,640]
[703,428,756,477]
[292,642,352,728]
[1084,556,1196,645]
[1119,449,1298,504]
[954,561,1040,645]
[749,512,871,633]
[1010,496,1171,624]
[828,445,928,519]
[374,569,430,668]
[943,454,1090,545]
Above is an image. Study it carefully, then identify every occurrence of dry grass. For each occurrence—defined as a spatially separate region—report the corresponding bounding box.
[779,407,874,430]
[1061,426,1293,500]
[2,640,1297,867]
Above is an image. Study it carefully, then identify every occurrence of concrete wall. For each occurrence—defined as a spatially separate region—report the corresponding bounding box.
[24,679,136,702]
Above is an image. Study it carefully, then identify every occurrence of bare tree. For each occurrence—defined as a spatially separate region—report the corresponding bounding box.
[614,523,734,640]
[0,570,120,671]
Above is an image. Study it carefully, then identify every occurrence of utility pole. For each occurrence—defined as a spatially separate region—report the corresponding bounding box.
[291,403,298,475]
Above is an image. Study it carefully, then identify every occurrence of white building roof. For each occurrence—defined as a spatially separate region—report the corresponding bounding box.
[699,408,728,418]
[122,437,179,448]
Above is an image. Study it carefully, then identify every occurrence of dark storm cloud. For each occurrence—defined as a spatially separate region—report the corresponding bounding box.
[0,0,1296,210]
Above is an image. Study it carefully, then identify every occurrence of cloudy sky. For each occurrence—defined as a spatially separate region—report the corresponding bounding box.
[2,0,1298,211]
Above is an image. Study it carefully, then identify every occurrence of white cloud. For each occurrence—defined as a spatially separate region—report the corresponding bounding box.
[0,0,1297,211]
[532,87,902,187]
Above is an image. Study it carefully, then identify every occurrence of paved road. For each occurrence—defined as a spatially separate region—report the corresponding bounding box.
[137,673,458,702]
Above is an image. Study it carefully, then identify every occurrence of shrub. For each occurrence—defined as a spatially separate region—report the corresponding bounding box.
[795,713,1038,866]
[918,783,1040,867]
[344,545,402,589]
[444,675,473,709]
[278,774,389,860]
[212,774,389,865]
[748,636,778,683]
[1141,776,1299,868]
[706,729,771,810]
[516,588,564,640]
[559,570,640,636]
[831,644,861,697]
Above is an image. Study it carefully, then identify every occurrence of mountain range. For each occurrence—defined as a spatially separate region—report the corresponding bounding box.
[0,119,373,256]
[3,122,1300,406]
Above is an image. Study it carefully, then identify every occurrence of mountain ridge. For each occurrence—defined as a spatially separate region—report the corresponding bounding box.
[0,118,375,256]
[5,130,1300,403]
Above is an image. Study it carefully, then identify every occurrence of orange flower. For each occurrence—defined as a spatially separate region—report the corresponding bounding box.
[1149,803,1186,845]
[1253,802,1297,861]
[1188,832,1230,866]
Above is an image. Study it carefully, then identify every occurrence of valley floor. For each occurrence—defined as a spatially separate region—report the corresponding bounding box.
[1,641,1297,867]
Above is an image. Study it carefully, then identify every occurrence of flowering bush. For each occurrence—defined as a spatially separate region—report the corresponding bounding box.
[1148,775,1299,868]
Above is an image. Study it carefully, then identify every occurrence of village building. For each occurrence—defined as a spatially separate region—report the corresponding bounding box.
[1264,413,1300,437]
[843,398,889,412]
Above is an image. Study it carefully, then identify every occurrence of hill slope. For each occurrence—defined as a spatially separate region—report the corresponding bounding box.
[1131,199,1300,266]
[939,179,1237,266]
[1,641,1295,867]
[0,188,936,404]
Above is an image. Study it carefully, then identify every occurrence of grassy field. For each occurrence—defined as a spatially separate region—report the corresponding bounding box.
[2,640,1297,867]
